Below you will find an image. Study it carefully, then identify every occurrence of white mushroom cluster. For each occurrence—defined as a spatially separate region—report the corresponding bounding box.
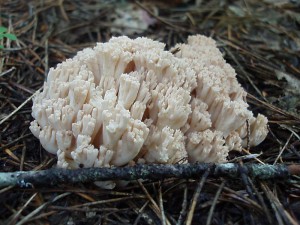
[30,35,268,182]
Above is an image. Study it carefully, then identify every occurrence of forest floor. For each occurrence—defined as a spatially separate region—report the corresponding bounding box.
[0,0,300,224]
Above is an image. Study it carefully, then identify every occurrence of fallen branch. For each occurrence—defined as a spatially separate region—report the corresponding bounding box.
[1,163,299,188]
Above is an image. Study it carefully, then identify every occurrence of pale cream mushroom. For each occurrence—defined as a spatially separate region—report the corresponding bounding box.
[30,35,268,188]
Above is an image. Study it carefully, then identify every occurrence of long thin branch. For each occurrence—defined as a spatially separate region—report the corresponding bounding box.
[1,163,299,188]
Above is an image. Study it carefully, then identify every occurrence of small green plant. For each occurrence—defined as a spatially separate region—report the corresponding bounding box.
[0,26,17,49]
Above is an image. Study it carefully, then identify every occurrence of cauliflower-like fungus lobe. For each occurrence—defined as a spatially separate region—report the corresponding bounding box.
[30,35,268,187]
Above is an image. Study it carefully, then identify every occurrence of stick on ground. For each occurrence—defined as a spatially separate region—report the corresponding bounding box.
[0,163,299,188]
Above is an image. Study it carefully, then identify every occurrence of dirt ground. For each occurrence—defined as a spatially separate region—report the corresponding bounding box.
[0,0,300,224]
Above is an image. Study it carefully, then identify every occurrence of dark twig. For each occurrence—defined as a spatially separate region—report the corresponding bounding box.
[0,163,298,188]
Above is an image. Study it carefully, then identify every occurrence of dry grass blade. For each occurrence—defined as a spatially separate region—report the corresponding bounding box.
[135,1,189,32]
[260,182,298,225]
[206,181,225,225]
[138,180,171,225]
[131,201,154,225]
[0,67,16,77]
[15,192,70,225]
[0,185,14,194]
[273,133,293,165]
[176,183,188,225]
[247,93,300,123]
[86,196,143,206]
[8,192,38,225]
[186,169,210,225]
[0,87,42,126]
[247,177,273,224]
[158,182,167,225]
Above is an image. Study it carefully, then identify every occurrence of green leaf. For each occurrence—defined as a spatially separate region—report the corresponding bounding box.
[3,33,17,41]
[0,26,8,33]
[0,45,4,49]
